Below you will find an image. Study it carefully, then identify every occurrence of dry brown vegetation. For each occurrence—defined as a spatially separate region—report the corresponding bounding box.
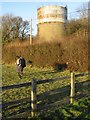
[2,28,88,72]
[2,17,88,72]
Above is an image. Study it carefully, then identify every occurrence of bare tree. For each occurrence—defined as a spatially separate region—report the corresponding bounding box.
[1,14,30,43]
[19,20,30,40]
[77,2,88,19]
[2,14,15,42]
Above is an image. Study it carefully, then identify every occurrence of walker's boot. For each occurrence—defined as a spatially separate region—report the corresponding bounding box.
[19,75,22,79]
[18,73,22,79]
[21,72,23,75]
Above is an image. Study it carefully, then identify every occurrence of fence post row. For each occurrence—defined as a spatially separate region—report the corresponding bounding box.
[30,73,76,117]
[2,71,89,118]
[70,72,75,98]
[31,79,37,117]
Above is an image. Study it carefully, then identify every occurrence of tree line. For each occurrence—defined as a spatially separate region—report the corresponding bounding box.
[0,2,88,43]
[0,14,87,43]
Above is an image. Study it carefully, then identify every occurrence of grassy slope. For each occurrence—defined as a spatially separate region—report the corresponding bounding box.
[2,64,70,101]
[2,65,89,118]
[2,64,88,101]
[34,97,90,120]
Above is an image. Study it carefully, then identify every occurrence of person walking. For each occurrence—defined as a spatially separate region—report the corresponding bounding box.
[16,56,26,79]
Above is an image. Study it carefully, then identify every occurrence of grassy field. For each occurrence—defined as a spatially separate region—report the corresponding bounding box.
[34,96,90,120]
[2,64,89,118]
[2,64,70,101]
[2,64,88,101]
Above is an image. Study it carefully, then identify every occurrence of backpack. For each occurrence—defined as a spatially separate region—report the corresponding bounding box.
[20,57,26,68]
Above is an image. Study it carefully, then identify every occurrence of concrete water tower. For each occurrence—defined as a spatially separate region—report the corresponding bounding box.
[37,5,67,43]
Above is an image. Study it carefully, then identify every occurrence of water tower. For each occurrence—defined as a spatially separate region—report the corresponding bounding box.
[37,5,67,43]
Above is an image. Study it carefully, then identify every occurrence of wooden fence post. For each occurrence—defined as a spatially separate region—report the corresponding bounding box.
[70,72,75,98]
[31,79,37,117]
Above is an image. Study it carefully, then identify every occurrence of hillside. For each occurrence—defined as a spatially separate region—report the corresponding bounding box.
[2,17,88,72]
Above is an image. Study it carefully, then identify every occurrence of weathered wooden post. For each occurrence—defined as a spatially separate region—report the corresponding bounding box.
[31,79,37,117]
[70,72,75,103]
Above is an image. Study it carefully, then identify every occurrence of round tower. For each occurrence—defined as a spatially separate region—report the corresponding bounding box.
[37,5,67,43]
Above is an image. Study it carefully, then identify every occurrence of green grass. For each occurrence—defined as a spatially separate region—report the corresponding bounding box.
[2,64,70,100]
[34,97,90,120]
[2,64,89,118]
[2,64,88,101]
[2,64,70,85]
